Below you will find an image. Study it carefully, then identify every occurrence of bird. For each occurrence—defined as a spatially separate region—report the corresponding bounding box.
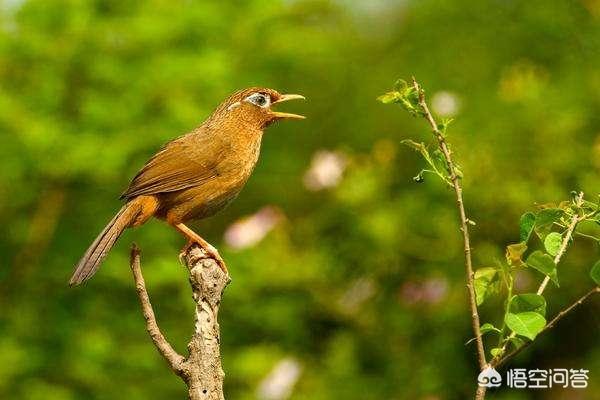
[69,87,305,286]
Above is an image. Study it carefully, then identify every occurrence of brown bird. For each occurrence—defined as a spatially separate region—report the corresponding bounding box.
[70,87,305,285]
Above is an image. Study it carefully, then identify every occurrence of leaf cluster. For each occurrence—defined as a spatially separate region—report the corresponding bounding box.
[475,195,600,358]
[377,79,424,117]
[379,78,600,365]
[378,81,458,186]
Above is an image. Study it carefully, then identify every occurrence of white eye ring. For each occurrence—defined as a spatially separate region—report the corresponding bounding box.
[245,92,270,108]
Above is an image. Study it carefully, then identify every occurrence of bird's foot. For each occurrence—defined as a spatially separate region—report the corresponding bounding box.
[179,239,228,274]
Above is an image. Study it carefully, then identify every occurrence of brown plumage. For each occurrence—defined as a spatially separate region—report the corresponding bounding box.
[70,87,305,286]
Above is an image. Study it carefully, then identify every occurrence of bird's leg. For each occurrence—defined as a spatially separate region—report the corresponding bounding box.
[172,223,228,273]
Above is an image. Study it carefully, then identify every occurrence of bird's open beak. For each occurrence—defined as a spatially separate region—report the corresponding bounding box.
[271,94,306,119]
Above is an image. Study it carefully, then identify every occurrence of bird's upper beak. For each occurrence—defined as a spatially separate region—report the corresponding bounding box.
[271,94,306,119]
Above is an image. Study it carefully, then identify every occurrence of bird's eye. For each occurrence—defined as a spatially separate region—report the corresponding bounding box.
[255,95,267,106]
[245,93,270,108]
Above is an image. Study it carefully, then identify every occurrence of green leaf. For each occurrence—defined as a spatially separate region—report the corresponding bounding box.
[431,149,449,175]
[519,212,536,243]
[574,220,600,242]
[591,261,600,285]
[505,312,546,340]
[480,323,502,335]
[536,208,564,226]
[474,267,499,305]
[506,243,527,266]
[401,139,427,153]
[526,251,559,287]
[544,232,562,257]
[534,208,564,238]
[509,294,546,316]
[378,80,422,116]
[454,163,464,178]
[393,79,408,91]
[439,117,454,134]
[377,91,401,104]
[490,347,503,357]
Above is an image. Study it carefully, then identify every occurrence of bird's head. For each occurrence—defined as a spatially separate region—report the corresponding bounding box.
[211,87,305,130]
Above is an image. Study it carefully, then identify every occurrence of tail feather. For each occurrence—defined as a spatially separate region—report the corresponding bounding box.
[69,202,141,286]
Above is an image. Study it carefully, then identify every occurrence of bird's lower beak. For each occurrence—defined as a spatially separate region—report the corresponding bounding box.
[271,94,306,119]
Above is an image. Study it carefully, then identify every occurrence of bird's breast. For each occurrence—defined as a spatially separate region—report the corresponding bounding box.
[159,131,263,222]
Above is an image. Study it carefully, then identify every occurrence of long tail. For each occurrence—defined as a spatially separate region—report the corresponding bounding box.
[69,201,141,286]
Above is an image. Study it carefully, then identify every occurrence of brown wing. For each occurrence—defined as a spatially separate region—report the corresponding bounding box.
[120,132,222,200]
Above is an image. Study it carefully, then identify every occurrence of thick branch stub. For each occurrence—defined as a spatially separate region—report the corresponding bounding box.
[129,244,230,400]
[182,246,230,400]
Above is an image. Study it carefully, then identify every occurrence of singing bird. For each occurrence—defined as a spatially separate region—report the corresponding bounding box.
[70,88,305,285]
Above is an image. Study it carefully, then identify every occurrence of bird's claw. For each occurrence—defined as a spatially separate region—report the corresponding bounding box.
[204,248,228,274]
[178,250,187,266]
[179,240,228,274]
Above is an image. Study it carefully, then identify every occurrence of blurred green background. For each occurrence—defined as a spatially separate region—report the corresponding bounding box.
[1,0,599,399]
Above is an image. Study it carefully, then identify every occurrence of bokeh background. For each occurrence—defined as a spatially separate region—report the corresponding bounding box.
[1,0,599,399]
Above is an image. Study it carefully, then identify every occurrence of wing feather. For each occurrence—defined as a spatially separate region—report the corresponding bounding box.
[120,132,223,200]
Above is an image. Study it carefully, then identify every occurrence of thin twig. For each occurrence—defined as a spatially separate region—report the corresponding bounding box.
[537,192,584,295]
[129,244,186,375]
[493,286,599,368]
[412,78,487,371]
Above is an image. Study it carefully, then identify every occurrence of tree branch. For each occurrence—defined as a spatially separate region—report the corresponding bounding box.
[537,192,584,295]
[129,244,231,400]
[412,78,487,371]
[181,245,230,400]
[493,286,599,368]
[475,386,487,400]
[130,245,186,375]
